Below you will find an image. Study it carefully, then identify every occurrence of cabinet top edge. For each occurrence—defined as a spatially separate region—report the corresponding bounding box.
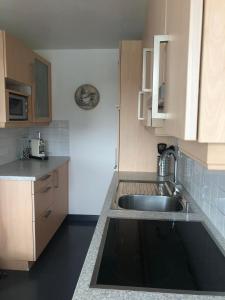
[0,156,70,181]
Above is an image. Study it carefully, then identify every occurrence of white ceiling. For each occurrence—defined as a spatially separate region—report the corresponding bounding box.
[0,0,148,49]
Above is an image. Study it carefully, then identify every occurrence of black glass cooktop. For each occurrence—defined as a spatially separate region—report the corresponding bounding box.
[91,218,225,295]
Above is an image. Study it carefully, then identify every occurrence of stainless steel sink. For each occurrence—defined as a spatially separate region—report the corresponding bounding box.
[118,194,184,212]
[113,180,192,213]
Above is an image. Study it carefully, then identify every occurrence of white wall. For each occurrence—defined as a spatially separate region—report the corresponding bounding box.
[37,49,119,215]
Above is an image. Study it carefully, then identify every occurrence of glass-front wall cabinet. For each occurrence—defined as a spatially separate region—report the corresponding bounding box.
[33,56,51,122]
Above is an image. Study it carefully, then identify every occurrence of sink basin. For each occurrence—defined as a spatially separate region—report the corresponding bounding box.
[118,194,184,212]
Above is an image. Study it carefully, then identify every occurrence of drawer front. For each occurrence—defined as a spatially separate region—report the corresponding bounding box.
[33,185,53,220]
[34,199,66,259]
[33,173,53,194]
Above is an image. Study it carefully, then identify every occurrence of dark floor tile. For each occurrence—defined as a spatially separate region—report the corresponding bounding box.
[0,219,96,300]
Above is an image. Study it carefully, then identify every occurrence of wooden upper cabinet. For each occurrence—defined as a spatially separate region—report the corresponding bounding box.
[164,0,203,140]
[32,54,52,123]
[3,31,33,85]
[141,0,168,131]
[0,30,52,127]
[119,40,173,172]
[143,0,167,48]
[143,0,203,140]
[160,0,225,143]
[141,0,225,168]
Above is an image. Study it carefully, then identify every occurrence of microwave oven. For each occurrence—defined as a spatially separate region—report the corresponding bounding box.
[8,91,29,121]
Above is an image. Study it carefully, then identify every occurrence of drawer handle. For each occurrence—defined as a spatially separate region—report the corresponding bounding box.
[41,186,52,193]
[40,174,51,181]
[44,210,52,218]
[53,170,59,188]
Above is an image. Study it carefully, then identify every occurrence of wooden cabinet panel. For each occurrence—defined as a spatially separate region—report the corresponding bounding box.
[3,32,33,85]
[33,186,54,220]
[53,162,69,220]
[143,0,167,48]
[35,199,61,259]
[35,163,68,259]
[33,173,53,194]
[179,140,225,170]
[164,0,203,140]
[0,180,34,261]
[119,41,173,172]
[198,0,225,143]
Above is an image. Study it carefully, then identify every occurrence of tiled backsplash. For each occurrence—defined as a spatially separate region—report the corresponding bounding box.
[0,128,28,165]
[28,120,70,156]
[178,152,225,238]
[0,120,69,166]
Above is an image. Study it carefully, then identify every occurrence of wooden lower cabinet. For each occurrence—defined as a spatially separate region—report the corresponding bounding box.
[35,198,62,259]
[33,185,54,220]
[0,180,34,262]
[53,163,69,222]
[0,161,68,270]
[34,162,68,259]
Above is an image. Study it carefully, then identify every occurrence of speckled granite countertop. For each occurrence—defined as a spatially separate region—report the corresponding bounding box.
[0,156,70,181]
[73,172,225,300]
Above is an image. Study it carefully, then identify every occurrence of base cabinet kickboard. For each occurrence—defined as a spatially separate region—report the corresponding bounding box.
[0,161,68,271]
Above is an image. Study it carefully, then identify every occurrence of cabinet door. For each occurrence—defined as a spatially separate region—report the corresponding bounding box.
[0,181,34,261]
[3,31,33,85]
[35,199,60,259]
[33,55,52,123]
[119,41,170,172]
[143,0,167,48]
[34,163,68,259]
[198,0,225,143]
[142,0,168,128]
[53,162,69,223]
[164,0,203,140]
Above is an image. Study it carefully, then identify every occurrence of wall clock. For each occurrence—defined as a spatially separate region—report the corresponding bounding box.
[74,84,100,110]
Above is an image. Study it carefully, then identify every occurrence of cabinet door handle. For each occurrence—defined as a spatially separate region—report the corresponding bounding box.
[152,35,169,120]
[53,170,59,188]
[138,91,145,120]
[40,174,51,181]
[44,210,52,218]
[142,48,153,92]
[41,186,52,193]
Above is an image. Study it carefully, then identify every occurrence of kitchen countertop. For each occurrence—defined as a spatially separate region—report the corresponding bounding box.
[0,156,70,181]
[72,171,225,300]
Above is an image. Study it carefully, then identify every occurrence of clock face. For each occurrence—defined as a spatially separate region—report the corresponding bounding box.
[74,84,100,110]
